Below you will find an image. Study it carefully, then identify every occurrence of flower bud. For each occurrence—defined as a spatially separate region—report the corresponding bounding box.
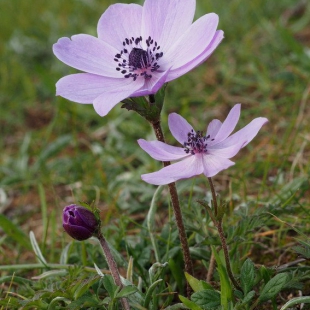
[63,204,99,241]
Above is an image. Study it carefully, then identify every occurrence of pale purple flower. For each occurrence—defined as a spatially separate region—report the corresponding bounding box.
[138,104,268,185]
[53,0,224,117]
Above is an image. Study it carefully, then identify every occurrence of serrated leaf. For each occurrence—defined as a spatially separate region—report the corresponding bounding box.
[240,258,255,294]
[191,289,221,309]
[259,273,288,302]
[185,272,213,292]
[116,285,137,298]
[179,295,203,310]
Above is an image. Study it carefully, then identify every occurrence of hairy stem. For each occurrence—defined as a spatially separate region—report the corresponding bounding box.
[207,177,242,291]
[97,232,130,310]
[206,251,216,283]
[151,119,194,297]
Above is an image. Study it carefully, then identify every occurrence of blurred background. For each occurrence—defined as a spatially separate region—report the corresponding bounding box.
[0,0,309,274]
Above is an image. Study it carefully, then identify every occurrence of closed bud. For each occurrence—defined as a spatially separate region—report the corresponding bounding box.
[63,204,99,241]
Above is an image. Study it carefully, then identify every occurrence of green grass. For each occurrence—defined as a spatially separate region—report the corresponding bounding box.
[0,0,310,309]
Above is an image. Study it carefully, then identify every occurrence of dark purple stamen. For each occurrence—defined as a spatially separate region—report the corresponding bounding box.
[114,35,164,81]
[183,130,210,155]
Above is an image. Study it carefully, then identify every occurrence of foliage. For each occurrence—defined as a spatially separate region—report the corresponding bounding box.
[1,0,310,309]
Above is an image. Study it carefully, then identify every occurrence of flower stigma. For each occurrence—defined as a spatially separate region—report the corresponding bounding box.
[183,129,213,155]
[114,36,163,81]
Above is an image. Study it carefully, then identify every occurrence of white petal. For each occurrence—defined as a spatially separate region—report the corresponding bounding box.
[168,113,194,145]
[141,155,204,185]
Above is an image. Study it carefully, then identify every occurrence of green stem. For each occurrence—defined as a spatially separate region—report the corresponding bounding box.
[97,232,130,310]
[151,119,194,297]
[207,177,242,291]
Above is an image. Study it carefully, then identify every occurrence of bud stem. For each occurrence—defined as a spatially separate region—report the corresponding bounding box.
[97,232,130,310]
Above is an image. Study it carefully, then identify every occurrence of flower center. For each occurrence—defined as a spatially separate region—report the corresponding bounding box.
[183,130,211,155]
[114,36,163,81]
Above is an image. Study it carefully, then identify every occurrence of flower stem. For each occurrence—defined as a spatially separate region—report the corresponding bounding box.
[207,177,218,217]
[97,232,130,310]
[151,119,194,296]
[207,177,242,291]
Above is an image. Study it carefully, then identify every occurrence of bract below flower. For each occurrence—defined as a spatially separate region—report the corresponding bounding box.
[138,104,268,185]
[53,0,224,117]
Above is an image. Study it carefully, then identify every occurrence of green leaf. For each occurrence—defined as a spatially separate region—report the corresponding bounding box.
[116,285,138,298]
[0,214,31,250]
[211,246,232,307]
[259,273,288,302]
[147,185,163,262]
[185,272,213,292]
[29,231,47,265]
[240,258,255,294]
[163,303,188,309]
[178,295,203,310]
[73,276,100,300]
[169,258,184,293]
[102,275,118,298]
[279,296,310,310]
[242,290,255,304]
[191,289,221,309]
[143,279,163,308]
[35,134,72,166]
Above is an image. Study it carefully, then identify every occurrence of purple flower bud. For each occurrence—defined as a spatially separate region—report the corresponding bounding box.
[63,204,99,241]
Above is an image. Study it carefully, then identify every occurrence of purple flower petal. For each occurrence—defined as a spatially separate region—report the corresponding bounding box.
[53,34,119,77]
[166,30,224,82]
[163,13,218,72]
[142,0,196,53]
[202,155,235,177]
[131,69,171,97]
[215,117,268,149]
[56,73,121,103]
[206,119,222,138]
[141,155,204,185]
[213,104,241,143]
[97,4,143,51]
[168,113,194,145]
[208,142,245,158]
[138,139,187,161]
[93,77,144,117]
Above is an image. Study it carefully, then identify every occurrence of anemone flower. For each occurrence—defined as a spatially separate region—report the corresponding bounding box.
[53,0,224,117]
[138,104,268,185]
